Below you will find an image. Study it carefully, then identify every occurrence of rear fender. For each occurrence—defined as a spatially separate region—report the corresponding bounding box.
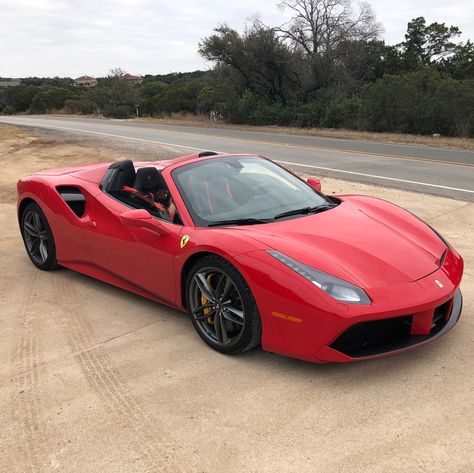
[18,176,96,260]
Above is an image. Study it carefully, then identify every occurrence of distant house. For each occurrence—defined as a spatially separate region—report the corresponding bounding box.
[0,79,21,87]
[123,73,143,85]
[73,76,98,88]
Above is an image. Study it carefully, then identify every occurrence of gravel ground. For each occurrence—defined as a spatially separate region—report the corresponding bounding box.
[0,124,473,473]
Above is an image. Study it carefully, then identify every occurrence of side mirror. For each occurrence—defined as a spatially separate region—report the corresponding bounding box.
[307,177,322,192]
[120,209,168,236]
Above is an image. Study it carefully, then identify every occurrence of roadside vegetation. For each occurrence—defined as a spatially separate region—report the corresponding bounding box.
[1,0,473,139]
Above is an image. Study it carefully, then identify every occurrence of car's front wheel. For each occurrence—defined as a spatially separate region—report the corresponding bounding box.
[186,255,261,355]
[21,202,58,271]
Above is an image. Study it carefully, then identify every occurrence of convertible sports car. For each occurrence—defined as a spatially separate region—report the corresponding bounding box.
[17,152,463,362]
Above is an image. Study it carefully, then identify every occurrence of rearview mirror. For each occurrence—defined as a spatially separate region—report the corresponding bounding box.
[120,209,168,236]
[307,177,322,192]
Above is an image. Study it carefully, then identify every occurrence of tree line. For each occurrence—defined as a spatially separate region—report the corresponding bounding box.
[1,0,473,137]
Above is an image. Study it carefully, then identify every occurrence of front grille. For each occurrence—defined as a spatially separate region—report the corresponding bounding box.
[433,300,451,324]
[330,299,452,358]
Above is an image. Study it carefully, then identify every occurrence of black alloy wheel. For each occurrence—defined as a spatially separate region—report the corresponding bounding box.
[186,255,261,355]
[21,202,58,271]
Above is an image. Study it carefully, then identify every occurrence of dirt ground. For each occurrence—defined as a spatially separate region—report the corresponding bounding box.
[0,125,473,472]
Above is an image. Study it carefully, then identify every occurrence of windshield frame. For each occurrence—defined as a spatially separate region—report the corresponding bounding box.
[171,155,336,228]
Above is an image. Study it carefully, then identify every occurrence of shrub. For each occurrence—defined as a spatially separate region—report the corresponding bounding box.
[30,88,76,113]
[102,104,133,118]
[64,99,96,115]
[2,105,16,115]
[5,85,38,112]
[361,70,474,136]
[324,97,362,129]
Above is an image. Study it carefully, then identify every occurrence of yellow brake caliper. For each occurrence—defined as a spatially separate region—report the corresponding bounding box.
[201,274,214,324]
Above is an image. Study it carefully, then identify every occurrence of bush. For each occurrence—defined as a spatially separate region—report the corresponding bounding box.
[30,88,76,113]
[224,91,362,129]
[64,99,96,115]
[102,104,134,118]
[159,84,202,114]
[324,97,362,129]
[433,79,474,137]
[139,82,168,115]
[5,85,38,112]
[292,101,327,127]
[361,70,474,137]
[2,105,16,115]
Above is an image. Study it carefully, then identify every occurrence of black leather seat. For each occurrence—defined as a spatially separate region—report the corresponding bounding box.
[134,167,164,195]
[107,160,136,191]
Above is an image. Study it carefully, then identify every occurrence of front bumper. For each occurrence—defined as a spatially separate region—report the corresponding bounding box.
[317,289,462,362]
[234,247,464,363]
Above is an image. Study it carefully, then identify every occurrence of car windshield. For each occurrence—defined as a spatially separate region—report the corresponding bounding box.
[172,156,336,227]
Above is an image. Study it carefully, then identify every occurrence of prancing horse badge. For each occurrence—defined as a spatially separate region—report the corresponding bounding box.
[180,235,190,249]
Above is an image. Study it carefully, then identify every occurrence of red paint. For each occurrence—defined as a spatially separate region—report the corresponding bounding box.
[17,153,464,363]
[307,177,321,192]
[411,309,435,335]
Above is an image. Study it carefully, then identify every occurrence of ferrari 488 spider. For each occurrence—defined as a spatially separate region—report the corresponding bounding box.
[17,152,463,362]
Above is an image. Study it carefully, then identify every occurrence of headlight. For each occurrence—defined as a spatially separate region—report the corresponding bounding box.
[268,250,371,304]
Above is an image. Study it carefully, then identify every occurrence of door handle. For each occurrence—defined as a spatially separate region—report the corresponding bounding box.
[83,216,97,228]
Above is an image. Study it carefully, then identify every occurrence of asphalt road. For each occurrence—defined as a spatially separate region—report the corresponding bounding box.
[1,115,473,201]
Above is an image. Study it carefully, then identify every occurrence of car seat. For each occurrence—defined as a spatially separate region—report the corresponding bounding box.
[134,167,162,195]
[106,160,136,191]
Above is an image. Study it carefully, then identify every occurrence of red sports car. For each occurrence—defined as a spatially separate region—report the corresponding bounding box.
[17,152,463,362]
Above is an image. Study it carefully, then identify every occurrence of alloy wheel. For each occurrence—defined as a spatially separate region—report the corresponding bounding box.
[23,209,49,265]
[189,267,245,346]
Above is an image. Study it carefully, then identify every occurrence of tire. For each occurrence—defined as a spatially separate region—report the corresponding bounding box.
[185,254,262,355]
[20,202,59,271]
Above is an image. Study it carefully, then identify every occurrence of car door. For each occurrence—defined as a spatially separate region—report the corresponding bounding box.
[80,191,182,305]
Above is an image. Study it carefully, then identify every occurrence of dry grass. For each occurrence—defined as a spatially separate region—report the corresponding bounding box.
[131,115,474,150]
[0,124,131,204]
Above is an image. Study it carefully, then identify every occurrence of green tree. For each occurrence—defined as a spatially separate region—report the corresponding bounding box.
[2,105,16,115]
[138,81,169,115]
[275,0,382,93]
[199,23,298,105]
[92,74,137,118]
[20,77,73,87]
[64,98,96,114]
[30,88,76,113]
[158,83,202,114]
[361,69,474,137]
[5,85,39,112]
[401,17,461,69]
[440,40,474,79]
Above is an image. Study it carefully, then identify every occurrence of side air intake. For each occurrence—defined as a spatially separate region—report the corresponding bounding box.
[57,186,86,217]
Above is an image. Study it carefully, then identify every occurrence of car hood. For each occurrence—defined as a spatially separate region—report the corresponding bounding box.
[237,196,446,288]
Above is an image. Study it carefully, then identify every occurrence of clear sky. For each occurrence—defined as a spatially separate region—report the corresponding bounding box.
[1,0,473,78]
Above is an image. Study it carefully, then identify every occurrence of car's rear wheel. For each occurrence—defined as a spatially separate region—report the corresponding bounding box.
[21,202,58,271]
[186,255,261,355]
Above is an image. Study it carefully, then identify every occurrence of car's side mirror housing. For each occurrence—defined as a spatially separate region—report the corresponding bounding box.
[307,177,322,192]
[120,209,168,235]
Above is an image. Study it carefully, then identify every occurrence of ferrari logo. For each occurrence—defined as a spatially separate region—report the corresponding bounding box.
[180,235,190,249]
[434,279,444,288]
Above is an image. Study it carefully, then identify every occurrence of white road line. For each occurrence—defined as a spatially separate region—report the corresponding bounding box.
[3,120,474,195]
[276,160,474,194]
[10,123,214,153]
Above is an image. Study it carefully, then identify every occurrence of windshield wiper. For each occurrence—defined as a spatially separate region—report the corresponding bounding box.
[208,218,271,227]
[273,204,336,220]
[208,204,337,226]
